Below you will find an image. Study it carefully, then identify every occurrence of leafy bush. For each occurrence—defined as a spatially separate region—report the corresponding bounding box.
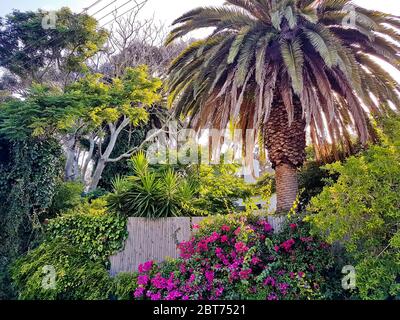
[193,164,253,214]
[129,214,341,300]
[11,240,112,300]
[108,152,199,217]
[48,181,84,217]
[298,161,338,210]
[110,273,138,300]
[46,199,128,265]
[0,138,63,299]
[307,117,400,300]
[108,153,255,217]
[11,199,128,299]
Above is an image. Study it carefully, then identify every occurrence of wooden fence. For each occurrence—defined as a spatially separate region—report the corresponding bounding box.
[109,215,286,276]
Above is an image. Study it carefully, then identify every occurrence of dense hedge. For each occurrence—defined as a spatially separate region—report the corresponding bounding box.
[0,138,63,299]
[308,117,400,300]
[11,199,128,300]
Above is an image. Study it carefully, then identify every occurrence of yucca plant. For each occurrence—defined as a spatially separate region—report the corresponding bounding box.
[166,0,400,212]
[108,152,197,218]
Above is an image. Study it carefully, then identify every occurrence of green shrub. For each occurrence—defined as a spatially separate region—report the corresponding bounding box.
[307,117,400,300]
[108,152,199,217]
[298,161,338,209]
[110,273,138,300]
[0,138,63,299]
[48,181,84,217]
[11,240,111,300]
[11,199,128,300]
[193,164,253,214]
[46,199,128,264]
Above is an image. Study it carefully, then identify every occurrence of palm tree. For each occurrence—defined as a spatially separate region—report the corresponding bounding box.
[166,0,400,213]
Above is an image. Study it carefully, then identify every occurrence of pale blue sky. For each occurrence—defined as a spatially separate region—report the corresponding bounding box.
[1,0,399,81]
[2,1,399,25]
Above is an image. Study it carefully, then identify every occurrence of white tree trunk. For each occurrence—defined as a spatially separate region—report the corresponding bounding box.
[88,119,130,191]
[64,135,79,181]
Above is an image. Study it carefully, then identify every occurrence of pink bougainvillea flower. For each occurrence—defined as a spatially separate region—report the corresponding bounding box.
[137,275,149,286]
[234,227,241,236]
[221,225,231,232]
[298,271,305,278]
[239,269,252,280]
[151,292,161,301]
[208,232,220,243]
[205,270,214,284]
[300,237,314,243]
[277,270,286,276]
[220,235,229,243]
[188,274,196,284]
[234,241,249,253]
[267,293,278,300]
[264,223,273,233]
[214,264,222,270]
[134,286,145,298]
[264,276,276,287]
[251,256,261,265]
[274,245,280,253]
[151,273,167,289]
[290,223,297,230]
[281,239,295,252]
[215,286,224,297]
[215,247,224,258]
[192,224,200,229]
[278,283,290,295]
[166,290,182,300]
[138,260,154,273]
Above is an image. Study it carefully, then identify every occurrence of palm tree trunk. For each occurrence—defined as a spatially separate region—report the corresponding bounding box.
[265,94,306,213]
[275,163,299,213]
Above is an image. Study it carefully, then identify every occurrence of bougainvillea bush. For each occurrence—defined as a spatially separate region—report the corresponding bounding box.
[131,214,342,300]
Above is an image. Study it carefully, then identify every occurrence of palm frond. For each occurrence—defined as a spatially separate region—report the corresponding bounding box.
[280,37,304,95]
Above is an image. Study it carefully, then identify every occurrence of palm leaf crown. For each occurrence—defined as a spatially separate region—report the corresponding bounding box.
[166,0,400,161]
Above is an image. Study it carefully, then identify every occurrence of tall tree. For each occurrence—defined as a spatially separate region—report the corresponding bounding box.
[166,0,400,212]
[0,67,162,190]
[0,8,108,92]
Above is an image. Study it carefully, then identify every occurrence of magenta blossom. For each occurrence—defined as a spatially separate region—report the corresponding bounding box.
[267,293,278,300]
[281,239,295,252]
[138,260,153,273]
[134,287,145,298]
[235,241,249,253]
[278,283,290,295]
[251,256,261,265]
[205,270,214,284]
[137,275,149,286]
[234,227,241,236]
[151,292,161,300]
[264,276,276,287]
[220,235,229,243]
[239,269,252,280]
[264,223,273,233]
[221,225,231,232]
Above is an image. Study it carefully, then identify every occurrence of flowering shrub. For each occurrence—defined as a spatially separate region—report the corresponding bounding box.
[131,214,342,300]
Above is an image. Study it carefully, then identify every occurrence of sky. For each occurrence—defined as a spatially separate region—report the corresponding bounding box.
[1,0,400,26]
[0,0,399,80]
